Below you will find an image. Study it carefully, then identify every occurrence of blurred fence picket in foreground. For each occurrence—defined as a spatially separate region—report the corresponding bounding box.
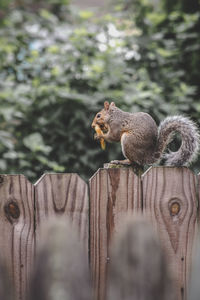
[0,167,199,300]
[29,217,92,300]
[107,216,177,300]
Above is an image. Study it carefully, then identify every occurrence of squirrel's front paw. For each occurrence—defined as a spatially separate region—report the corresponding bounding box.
[94,133,102,140]
[94,133,99,140]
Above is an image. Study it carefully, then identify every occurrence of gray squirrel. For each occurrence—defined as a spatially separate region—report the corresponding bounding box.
[92,101,200,166]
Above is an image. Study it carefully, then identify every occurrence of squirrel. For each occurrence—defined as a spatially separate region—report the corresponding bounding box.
[91,101,200,167]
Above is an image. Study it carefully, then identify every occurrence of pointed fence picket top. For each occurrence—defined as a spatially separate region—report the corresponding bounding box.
[142,167,197,300]
[0,175,34,300]
[89,168,142,300]
[34,173,89,253]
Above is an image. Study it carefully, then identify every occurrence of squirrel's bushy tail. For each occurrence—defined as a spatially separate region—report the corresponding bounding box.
[157,116,200,166]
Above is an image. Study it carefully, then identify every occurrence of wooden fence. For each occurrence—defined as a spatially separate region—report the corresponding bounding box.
[0,167,199,300]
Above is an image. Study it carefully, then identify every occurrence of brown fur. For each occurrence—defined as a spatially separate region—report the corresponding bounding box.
[92,102,199,166]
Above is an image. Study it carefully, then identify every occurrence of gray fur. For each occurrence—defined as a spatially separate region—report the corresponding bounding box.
[105,107,158,165]
[157,116,200,166]
[93,103,200,166]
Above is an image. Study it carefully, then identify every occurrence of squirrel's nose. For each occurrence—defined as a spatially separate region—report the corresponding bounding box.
[91,122,95,129]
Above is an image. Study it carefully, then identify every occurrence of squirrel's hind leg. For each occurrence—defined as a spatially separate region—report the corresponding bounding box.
[110,159,132,166]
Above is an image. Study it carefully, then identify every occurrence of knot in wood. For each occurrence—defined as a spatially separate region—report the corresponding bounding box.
[169,201,180,216]
[4,201,20,223]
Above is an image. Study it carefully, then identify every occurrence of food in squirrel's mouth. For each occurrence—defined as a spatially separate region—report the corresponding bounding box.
[94,125,106,150]
[99,123,108,134]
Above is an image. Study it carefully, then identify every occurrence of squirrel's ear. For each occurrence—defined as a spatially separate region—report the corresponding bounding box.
[104,101,110,110]
[110,102,116,107]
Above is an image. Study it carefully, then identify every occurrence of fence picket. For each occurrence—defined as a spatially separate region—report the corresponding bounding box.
[29,217,92,300]
[89,168,141,300]
[142,167,197,300]
[0,167,197,300]
[0,175,34,300]
[107,216,176,300]
[34,173,89,252]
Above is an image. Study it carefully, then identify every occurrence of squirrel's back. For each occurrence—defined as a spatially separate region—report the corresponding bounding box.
[117,111,159,165]
[112,108,200,166]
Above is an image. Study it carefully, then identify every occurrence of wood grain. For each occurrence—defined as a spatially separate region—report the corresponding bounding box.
[142,167,197,300]
[89,168,141,300]
[0,175,34,300]
[34,173,89,252]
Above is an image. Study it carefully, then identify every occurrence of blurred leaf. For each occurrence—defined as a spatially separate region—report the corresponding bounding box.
[23,133,52,154]
[79,10,94,20]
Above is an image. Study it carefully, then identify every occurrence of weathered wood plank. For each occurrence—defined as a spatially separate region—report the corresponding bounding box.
[0,175,34,300]
[142,167,197,300]
[29,217,92,300]
[108,216,176,300]
[34,173,88,252]
[89,168,141,300]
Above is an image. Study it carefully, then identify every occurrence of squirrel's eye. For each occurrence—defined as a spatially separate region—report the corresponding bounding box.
[97,114,101,118]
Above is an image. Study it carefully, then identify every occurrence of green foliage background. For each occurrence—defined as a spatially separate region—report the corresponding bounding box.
[0,0,200,182]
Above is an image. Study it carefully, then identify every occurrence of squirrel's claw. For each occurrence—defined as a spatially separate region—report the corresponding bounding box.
[110,159,132,166]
